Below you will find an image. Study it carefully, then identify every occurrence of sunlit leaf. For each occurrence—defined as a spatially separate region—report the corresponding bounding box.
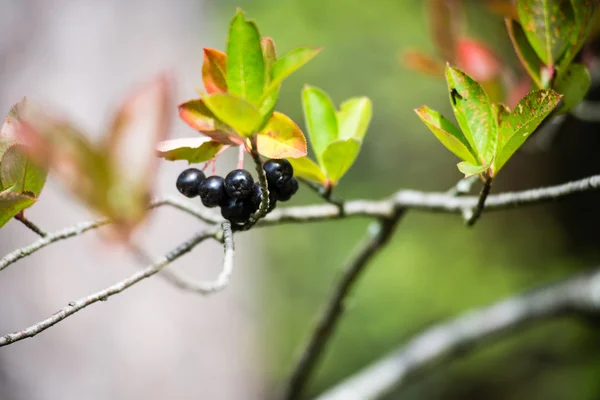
[494,89,562,172]
[321,138,361,184]
[288,156,327,184]
[302,85,338,165]
[506,19,543,88]
[337,97,372,140]
[178,99,241,145]
[0,188,36,228]
[202,48,228,94]
[156,137,223,163]
[226,10,265,105]
[516,0,574,67]
[457,161,487,177]
[256,112,307,159]
[202,92,262,137]
[414,105,477,165]
[264,47,321,95]
[553,63,591,113]
[445,65,496,164]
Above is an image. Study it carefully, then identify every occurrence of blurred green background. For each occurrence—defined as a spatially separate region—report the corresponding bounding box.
[207,1,600,399]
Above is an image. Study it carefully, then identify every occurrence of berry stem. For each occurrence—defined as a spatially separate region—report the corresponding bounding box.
[241,135,269,230]
[237,145,245,169]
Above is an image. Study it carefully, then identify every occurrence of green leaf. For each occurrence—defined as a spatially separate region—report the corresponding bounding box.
[178,99,241,145]
[457,161,487,178]
[202,93,262,137]
[226,10,265,105]
[155,137,223,163]
[0,188,36,228]
[494,89,562,172]
[337,97,372,140]
[556,0,599,75]
[0,145,47,196]
[264,47,321,96]
[302,85,338,165]
[446,65,497,164]
[288,156,327,184]
[202,48,228,94]
[257,37,280,130]
[516,0,574,67]
[321,138,361,184]
[414,105,477,165]
[256,112,307,159]
[553,63,591,113]
[506,18,543,88]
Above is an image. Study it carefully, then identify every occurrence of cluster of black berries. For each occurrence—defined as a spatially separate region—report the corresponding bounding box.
[175,159,299,224]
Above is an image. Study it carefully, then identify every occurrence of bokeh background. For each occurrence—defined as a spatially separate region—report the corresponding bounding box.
[1,0,600,399]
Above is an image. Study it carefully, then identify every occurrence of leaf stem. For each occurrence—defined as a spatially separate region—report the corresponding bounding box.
[465,173,493,226]
[241,135,269,230]
[14,212,47,237]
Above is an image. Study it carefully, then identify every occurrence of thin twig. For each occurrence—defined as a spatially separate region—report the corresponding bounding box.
[0,229,217,347]
[316,266,600,400]
[465,174,493,226]
[298,178,345,215]
[283,211,405,400]
[14,213,48,237]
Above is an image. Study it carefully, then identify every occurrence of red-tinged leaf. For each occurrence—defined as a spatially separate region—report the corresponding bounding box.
[202,92,263,137]
[486,0,519,19]
[257,37,280,129]
[156,137,223,163]
[262,37,277,72]
[427,0,461,62]
[517,0,574,68]
[402,50,445,77]
[264,47,321,95]
[455,37,502,82]
[506,18,543,88]
[0,145,47,197]
[415,105,478,165]
[256,112,307,159]
[288,156,327,184]
[178,99,242,145]
[105,73,173,230]
[0,188,36,228]
[226,10,265,105]
[202,48,228,94]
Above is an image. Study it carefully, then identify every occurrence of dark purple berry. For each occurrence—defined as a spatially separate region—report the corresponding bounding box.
[224,169,254,199]
[274,177,298,202]
[176,168,206,198]
[250,182,277,213]
[221,197,255,224]
[263,159,293,188]
[198,176,227,208]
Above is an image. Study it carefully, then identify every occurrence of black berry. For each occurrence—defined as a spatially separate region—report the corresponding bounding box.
[274,177,298,202]
[198,176,227,208]
[176,168,206,198]
[251,182,277,213]
[221,197,255,224]
[224,169,254,199]
[263,159,293,188]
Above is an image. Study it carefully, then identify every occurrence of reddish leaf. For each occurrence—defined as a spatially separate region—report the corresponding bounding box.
[428,0,462,62]
[202,48,228,94]
[456,38,502,82]
[256,112,307,159]
[485,0,519,19]
[178,99,242,146]
[402,50,445,76]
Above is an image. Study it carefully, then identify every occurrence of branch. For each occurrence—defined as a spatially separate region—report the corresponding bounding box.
[14,213,48,237]
[464,174,492,226]
[315,267,600,400]
[299,178,345,214]
[0,229,217,347]
[283,212,405,400]
[570,100,600,123]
